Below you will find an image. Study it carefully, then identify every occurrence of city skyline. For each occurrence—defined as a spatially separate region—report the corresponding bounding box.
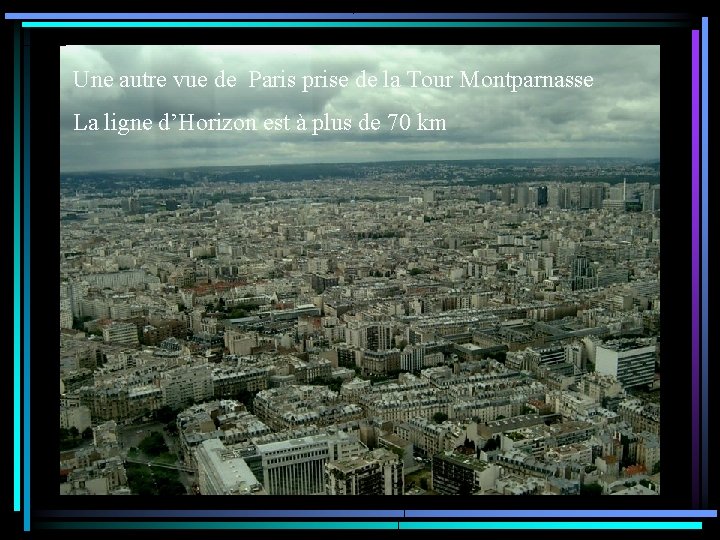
[60,168,661,496]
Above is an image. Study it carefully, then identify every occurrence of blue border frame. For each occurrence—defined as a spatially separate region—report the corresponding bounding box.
[5,12,690,20]
[38,509,718,518]
[691,28,701,510]
[20,21,684,28]
[10,10,713,532]
[700,16,709,509]
[37,521,704,531]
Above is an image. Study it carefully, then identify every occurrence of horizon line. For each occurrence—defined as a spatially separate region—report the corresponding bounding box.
[60,156,660,175]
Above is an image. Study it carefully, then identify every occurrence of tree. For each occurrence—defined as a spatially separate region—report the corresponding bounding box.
[327,377,343,393]
[139,432,168,457]
[157,478,187,496]
[419,478,429,490]
[234,389,257,412]
[580,482,603,496]
[60,427,83,450]
[482,437,500,452]
[458,482,472,496]
[81,427,94,440]
[485,350,507,363]
[652,461,661,475]
[72,315,92,331]
[153,405,179,424]
[126,464,156,495]
[388,446,405,461]
[309,376,344,393]
[153,466,186,495]
[432,412,449,424]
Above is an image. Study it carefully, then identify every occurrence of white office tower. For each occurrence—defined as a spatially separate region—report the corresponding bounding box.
[594,338,656,389]
[256,431,366,495]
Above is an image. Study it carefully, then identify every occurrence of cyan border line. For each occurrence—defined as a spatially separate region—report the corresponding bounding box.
[37,510,718,519]
[5,12,688,20]
[405,510,716,518]
[22,29,31,532]
[691,29,700,510]
[700,16,708,508]
[37,521,703,531]
[40,510,404,518]
[21,21,684,28]
[13,24,21,514]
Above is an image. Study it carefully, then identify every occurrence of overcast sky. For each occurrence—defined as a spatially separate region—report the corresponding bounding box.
[60,45,659,172]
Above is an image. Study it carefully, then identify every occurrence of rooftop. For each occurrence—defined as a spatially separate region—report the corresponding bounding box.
[197,439,264,495]
[436,451,489,472]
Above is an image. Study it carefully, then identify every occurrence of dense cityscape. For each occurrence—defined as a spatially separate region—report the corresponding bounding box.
[59,158,661,496]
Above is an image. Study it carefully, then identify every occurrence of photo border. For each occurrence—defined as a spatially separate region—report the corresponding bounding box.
[7,10,713,533]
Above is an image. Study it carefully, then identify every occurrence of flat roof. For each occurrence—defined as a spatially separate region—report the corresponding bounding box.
[198,439,261,494]
[436,452,489,472]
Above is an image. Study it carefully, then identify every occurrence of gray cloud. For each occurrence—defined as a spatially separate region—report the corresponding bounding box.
[60,45,659,171]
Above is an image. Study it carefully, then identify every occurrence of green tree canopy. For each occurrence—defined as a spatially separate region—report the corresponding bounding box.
[432,412,449,424]
[139,432,168,457]
[580,482,603,496]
